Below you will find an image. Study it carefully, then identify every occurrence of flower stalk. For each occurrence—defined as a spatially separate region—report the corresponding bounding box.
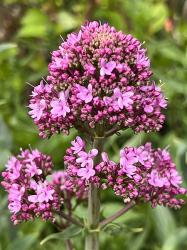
[85,137,104,250]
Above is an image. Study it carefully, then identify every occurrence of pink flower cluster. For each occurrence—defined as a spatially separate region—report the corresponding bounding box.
[51,170,87,200]
[65,137,186,208]
[64,137,100,184]
[1,149,60,224]
[29,21,167,138]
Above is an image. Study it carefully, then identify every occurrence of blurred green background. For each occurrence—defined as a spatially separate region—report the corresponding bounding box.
[0,0,187,249]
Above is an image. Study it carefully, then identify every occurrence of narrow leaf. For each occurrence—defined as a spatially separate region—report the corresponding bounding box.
[40,225,82,245]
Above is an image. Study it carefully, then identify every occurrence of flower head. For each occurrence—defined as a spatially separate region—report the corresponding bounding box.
[100,144,186,208]
[29,21,167,138]
[1,149,60,224]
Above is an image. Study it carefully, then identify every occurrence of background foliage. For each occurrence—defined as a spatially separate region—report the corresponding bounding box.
[0,0,187,249]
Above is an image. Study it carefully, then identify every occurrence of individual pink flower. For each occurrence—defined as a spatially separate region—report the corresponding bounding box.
[76,84,93,103]
[77,166,95,180]
[71,136,85,154]
[8,184,25,213]
[8,200,21,214]
[135,147,149,165]
[51,91,70,118]
[158,95,167,108]
[113,88,134,109]
[5,157,21,180]
[84,63,95,74]
[29,99,46,121]
[28,181,54,203]
[120,149,138,177]
[148,170,167,187]
[67,31,82,45]
[136,53,150,68]
[76,149,98,168]
[144,103,154,113]
[169,169,182,187]
[100,59,116,76]
[53,55,69,69]
[25,162,42,177]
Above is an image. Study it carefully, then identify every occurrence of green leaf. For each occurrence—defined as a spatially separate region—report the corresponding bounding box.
[40,225,82,245]
[7,234,37,250]
[0,117,12,149]
[162,228,187,250]
[57,11,79,32]
[151,206,176,243]
[149,3,168,34]
[0,43,17,52]
[18,9,50,38]
[0,149,11,170]
[102,202,142,223]
[103,222,143,236]
[103,222,124,235]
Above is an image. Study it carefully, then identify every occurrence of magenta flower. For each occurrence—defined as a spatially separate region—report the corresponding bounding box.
[169,169,182,187]
[84,63,95,75]
[135,147,149,165]
[8,184,25,213]
[25,162,42,177]
[120,150,138,177]
[100,59,116,76]
[144,103,154,113]
[71,136,85,154]
[77,166,95,180]
[8,201,21,214]
[148,170,167,187]
[113,88,134,109]
[53,55,69,69]
[28,181,54,203]
[51,91,70,118]
[76,84,93,103]
[67,30,82,45]
[29,99,46,121]
[5,157,21,180]
[76,149,98,168]
[136,53,150,68]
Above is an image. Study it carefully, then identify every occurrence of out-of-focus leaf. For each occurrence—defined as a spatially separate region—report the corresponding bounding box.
[162,228,187,250]
[7,234,37,250]
[40,225,82,245]
[129,221,149,250]
[151,206,176,243]
[103,223,124,235]
[175,141,187,186]
[0,43,17,52]
[18,9,50,38]
[0,117,12,149]
[103,222,143,236]
[149,3,168,34]
[57,11,79,32]
[102,202,142,223]
[0,149,11,169]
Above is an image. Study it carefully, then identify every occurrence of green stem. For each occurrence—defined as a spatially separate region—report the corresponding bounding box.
[85,137,104,250]
[99,201,136,228]
[65,239,74,250]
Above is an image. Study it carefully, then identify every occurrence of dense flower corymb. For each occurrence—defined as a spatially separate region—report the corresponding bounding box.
[65,137,186,209]
[29,21,167,138]
[1,149,60,224]
[98,143,186,208]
